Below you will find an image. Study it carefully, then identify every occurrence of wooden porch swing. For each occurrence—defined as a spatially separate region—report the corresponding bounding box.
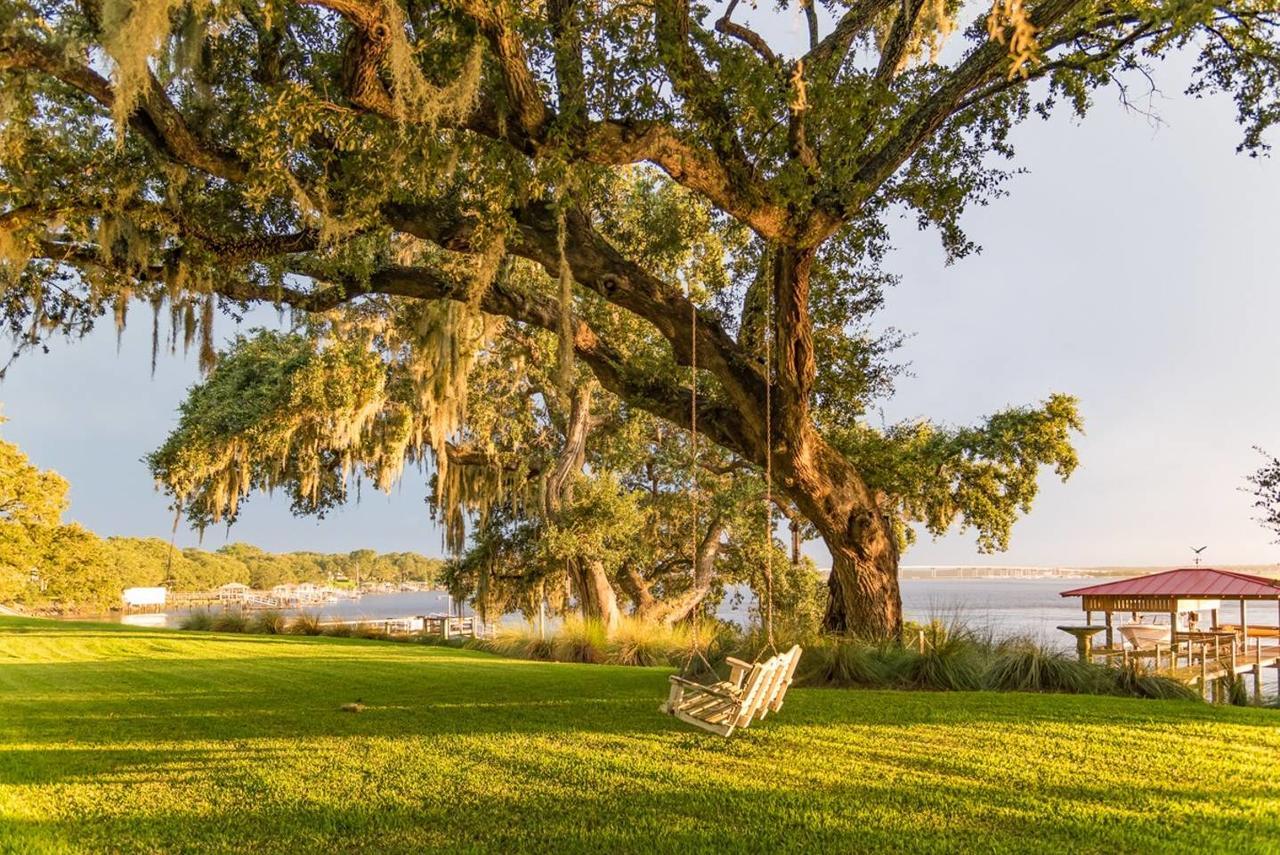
[659,275,802,737]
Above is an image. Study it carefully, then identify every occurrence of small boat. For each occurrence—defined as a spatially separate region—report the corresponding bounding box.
[1119,622,1171,647]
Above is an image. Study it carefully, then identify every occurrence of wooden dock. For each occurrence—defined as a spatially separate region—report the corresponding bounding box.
[1091,633,1280,701]
[317,614,495,640]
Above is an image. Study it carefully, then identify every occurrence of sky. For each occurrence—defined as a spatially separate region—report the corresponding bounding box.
[2,10,1278,568]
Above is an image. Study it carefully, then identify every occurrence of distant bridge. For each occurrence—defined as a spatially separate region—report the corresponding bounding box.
[899,565,1088,579]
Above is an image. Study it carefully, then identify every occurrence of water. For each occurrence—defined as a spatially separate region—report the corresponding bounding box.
[129,578,1110,646]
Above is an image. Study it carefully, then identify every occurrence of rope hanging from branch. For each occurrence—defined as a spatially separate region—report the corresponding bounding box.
[763,269,776,655]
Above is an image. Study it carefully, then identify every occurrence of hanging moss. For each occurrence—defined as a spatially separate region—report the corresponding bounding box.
[99,0,204,138]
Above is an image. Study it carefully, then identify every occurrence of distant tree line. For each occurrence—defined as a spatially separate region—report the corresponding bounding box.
[0,418,442,613]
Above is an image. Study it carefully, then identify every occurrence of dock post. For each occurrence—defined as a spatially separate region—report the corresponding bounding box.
[1200,645,1209,700]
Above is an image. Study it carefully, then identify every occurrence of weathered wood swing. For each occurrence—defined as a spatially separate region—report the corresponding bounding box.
[659,277,802,737]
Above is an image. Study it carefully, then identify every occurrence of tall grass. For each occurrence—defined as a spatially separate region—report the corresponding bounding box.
[552,618,609,664]
[289,612,324,636]
[985,643,1105,694]
[170,605,1220,705]
[211,610,248,633]
[178,610,213,631]
[250,610,288,635]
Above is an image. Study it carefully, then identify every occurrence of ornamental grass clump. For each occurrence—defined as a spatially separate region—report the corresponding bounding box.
[178,609,213,631]
[901,623,985,691]
[607,618,686,667]
[799,637,909,688]
[289,612,324,636]
[211,610,248,633]
[552,618,608,664]
[489,627,555,661]
[250,610,288,635]
[984,641,1107,694]
[1108,664,1201,701]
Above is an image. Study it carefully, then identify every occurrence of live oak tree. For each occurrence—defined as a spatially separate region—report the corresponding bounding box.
[2,0,1276,637]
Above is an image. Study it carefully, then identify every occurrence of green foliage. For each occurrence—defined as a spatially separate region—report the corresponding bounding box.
[1109,665,1202,702]
[833,394,1083,551]
[249,609,288,634]
[1247,447,1280,542]
[985,643,1106,694]
[177,609,213,631]
[552,617,610,664]
[210,610,248,633]
[289,612,323,636]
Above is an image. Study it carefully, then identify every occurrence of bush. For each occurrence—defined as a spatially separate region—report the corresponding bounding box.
[901,624,985,691]
[607,619,686,667]
[1108,665,1201,701]
[799,637,909,688]
[321,623,353,638]
[289,612,324,636]
[552,618,608,664]
[211,610,248,633]
[352,622,389,641]
[488,627,555,661]
[250,610,288,635]
[178,610,213,631]
[984,643,1106,694]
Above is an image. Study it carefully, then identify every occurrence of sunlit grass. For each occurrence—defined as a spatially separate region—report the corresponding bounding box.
[0,617,1276,853]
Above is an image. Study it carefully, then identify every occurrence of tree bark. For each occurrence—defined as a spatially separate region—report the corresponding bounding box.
[542,382,623,631]
[636,514,724,625]
[765,245,903,638]
[571,558,621,631]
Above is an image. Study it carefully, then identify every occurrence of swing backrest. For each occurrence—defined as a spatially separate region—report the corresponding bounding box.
[732,657,781,728]
[764,645,803,714]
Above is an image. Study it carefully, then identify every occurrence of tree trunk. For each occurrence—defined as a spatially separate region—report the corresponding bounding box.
[544,383,624,631]
[570,558,621,630]
[636,514,724,626]
[778,437,903,638]
[766,244,903,638]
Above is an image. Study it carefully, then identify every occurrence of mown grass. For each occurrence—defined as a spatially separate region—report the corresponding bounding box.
[1,617,1277,854]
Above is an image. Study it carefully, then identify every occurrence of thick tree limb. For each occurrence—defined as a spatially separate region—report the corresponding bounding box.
[0,34,247,181]
[876,0,930,81]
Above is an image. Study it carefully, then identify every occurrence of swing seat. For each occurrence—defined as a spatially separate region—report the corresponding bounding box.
[660,645,803,737]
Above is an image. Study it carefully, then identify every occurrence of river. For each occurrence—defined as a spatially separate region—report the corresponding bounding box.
[125,578,1126,647]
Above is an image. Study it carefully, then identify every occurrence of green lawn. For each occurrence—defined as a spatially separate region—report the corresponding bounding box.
[1,618,1277,853]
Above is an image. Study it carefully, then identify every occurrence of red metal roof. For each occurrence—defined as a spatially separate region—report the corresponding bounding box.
[1060,568,1280,599]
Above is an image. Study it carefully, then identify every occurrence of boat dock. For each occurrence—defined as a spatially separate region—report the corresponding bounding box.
[317,614,495,640]
[1060,567,1280,700]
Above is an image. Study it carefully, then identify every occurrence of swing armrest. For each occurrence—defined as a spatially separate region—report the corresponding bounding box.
[725,657,753,670]
[667,675,741,700]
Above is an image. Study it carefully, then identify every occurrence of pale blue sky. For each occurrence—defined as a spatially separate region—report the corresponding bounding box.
[2,16,1277,568]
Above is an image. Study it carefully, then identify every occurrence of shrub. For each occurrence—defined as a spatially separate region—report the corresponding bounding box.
[489,627,556,661]
[1223,674,1251,707]
[353,622,389,641]
[552,618,608,664]
[250,610,288,635]
[901,624,985,691]
[321,623,353,638]
[289,612,324,636]
[1109,665,1201,701]
[799,637,909,688]
[607,619,686,667]
[984,643,1105,694]
[178,610,213,631]
[211,610,248,633]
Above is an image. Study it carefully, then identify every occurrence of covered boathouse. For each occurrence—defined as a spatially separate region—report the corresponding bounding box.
[1060,567,1280,699]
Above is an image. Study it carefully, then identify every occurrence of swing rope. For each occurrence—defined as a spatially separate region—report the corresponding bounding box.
[761,273,777,657]
[682,289,714,677]
[681,272,779,676]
